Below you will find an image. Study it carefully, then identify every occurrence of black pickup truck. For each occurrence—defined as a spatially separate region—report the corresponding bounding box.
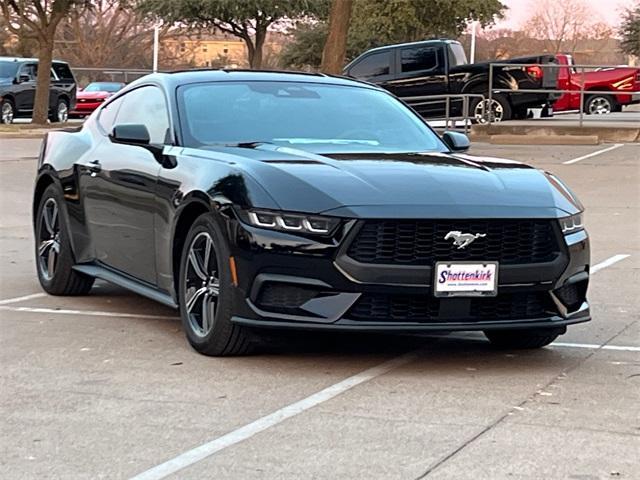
[343,39,558,122]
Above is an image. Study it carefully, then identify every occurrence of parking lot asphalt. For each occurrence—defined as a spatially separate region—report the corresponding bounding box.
[0,138,638,480]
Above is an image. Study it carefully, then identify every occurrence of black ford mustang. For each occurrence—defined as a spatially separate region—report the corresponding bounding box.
[33,70,590,356]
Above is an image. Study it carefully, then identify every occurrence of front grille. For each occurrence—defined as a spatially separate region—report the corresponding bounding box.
[347,219,559,265]
[347,292,554,323]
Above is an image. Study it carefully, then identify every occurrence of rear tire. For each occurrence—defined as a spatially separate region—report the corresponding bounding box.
[584,94,615,115]
[178,213,254,356]
[35,184,94,295]
[49,98,69,123]
[470,93,512,123]
[484,327,565,349]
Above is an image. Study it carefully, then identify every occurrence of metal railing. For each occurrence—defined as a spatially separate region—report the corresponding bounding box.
[403,93,486,134]
[487,62,640,127]
[71,67,154,85]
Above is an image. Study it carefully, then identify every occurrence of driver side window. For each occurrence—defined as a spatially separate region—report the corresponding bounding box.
[113,86,171,144]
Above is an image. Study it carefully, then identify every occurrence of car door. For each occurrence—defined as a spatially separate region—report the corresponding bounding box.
[79,85,170,284]
[386,45,448,117]
[14,63,37,112]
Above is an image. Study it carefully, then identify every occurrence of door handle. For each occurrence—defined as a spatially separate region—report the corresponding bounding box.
[88,160,102,176]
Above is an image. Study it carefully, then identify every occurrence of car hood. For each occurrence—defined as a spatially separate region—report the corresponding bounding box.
[0,76,13,86]
[187,145,582,218]
[77,91,110,99]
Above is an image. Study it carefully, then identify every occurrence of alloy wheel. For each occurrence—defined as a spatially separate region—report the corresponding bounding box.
[38,198,61,280]
[474,98,504,123]
[57,101,69,122]
[588,97,611,115]
[1,102,14,124]
[184,232,220,337]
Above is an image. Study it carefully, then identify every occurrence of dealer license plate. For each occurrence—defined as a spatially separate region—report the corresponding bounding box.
[434,262,498,297]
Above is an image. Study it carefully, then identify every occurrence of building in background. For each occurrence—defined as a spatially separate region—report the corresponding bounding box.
[161,30,287,69]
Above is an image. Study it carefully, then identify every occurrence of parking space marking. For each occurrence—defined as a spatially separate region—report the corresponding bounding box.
[0,305,176,320]
[591,254,630,273]
[130,351,419,480]
[0,292,47,305]
[552,343,640,352]
[562,143,624,165]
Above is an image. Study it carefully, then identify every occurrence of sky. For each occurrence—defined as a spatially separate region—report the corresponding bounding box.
[494,0,636,29]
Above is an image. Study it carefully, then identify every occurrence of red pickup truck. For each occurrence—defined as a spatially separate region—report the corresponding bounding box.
[554,54,640,114]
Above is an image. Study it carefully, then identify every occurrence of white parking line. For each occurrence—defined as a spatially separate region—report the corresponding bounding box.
[552,343,640,352]
[0,305,176,320]
[562,143,623,165]
[591,254,630,274]
[0,292,47,305]
[129,351,419,480]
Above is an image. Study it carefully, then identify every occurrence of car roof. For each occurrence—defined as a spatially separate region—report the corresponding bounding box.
[360,39,461,54]
[124,69,382,92]
[0,56,69,64]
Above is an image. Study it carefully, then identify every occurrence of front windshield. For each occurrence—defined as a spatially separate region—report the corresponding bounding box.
[177,81,445,154]
[85,82,122,92]
[0,61,19,78]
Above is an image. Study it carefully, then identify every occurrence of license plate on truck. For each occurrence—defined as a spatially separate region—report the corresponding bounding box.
[434,262,498,297]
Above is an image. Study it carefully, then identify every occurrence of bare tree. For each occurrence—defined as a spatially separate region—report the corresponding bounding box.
[523,0,595,54]
[55,0,191,74]
[1,0,89,124]
[320,0,353,74]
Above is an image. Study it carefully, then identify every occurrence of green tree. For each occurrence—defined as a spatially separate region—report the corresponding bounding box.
[1,0,90,124]
[282,0,505,70]
[136,0,327,69]
[620,4,640,57]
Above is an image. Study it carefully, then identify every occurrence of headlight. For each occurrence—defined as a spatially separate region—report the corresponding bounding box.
[241,209,340,235]
[559,213,584,234]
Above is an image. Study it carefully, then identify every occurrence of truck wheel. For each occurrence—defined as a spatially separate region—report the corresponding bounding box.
[470,94,512,123]
[584,95,614,115]
[1,98,15,124]
[49,98,69,123]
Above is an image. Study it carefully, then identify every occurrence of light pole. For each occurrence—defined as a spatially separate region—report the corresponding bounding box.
[153,24,160,73]
[470,21,477,63]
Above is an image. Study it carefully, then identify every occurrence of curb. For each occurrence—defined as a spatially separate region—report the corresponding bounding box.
[487,134,600,145]
[471,125,640,144]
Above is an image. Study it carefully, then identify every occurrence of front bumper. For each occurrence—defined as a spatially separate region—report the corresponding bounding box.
[227,218,591,332]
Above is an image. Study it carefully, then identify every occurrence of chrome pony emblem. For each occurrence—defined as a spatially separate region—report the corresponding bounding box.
[444,231,486,249]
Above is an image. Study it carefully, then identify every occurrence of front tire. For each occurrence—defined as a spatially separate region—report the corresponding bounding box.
[35,184,94,295]
[1,98,15,124]
[178,213,253,356]
[484,327,565,349]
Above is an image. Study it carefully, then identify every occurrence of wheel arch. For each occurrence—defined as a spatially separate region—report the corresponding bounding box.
[171,196,213,299]
[33,172,56,227]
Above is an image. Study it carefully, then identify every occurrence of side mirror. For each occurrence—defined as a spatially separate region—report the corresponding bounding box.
[110,124,150,146]
[442,131,470,152]
[18,74,31,83]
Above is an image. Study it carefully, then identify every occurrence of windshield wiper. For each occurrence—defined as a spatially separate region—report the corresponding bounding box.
[223,141,274,149]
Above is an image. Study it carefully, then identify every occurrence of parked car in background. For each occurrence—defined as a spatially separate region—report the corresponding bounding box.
[554,53,640,114]
[70,81,125,118]
[344,39,559,123]
[0,56,76,124]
